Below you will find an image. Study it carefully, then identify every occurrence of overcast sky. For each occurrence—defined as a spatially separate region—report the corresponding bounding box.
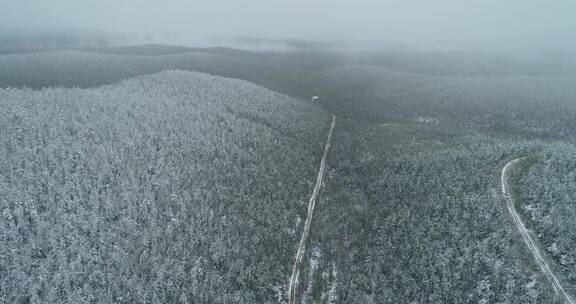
[2,0,576,51]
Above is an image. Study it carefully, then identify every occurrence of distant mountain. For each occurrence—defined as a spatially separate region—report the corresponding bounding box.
[312,65,576,136]
[0,28,117,54]
[348,49,576,77]
[0,50,254,88]
[0,47,341,99]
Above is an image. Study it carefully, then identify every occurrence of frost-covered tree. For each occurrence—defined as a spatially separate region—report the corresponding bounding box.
[0,71,332,303]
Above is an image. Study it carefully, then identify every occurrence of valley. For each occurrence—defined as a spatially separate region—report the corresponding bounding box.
[2,44,576,303]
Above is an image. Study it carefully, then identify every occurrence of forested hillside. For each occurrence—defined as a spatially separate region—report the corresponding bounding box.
[0,48,338,100]
[0,51,252,89]
[310,66,439,122]
[2,44,576,303]
[0,71,332,303]
[295,121,559,303]
[312,66,576,136]
[517,144,576,293]
[5,48,576,140]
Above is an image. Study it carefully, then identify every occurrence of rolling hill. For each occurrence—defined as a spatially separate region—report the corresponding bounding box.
[0,46,343,100]
[312,65,576,136]
[3,43,576,303]
[0,50,253,89]
[0,70,332,303]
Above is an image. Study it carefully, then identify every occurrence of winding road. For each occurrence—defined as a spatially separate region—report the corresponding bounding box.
[501,158,573,304]
[288,115,336,304]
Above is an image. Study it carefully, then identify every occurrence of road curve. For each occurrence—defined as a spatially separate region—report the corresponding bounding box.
[501,158,573,304]
[288,115,336,304]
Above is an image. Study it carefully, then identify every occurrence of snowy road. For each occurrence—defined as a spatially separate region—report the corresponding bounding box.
[501,158,573,304]
[288,115,336,304]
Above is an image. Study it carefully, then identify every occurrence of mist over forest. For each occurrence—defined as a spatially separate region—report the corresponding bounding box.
[2,1,576,303]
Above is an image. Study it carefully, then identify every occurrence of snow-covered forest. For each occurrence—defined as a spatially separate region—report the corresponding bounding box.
[518,145,576,293]
[312,66,576,136]
[4,0,576,301]
[2,41,576,303]
[0,70,332,303]
[298,120,557,303]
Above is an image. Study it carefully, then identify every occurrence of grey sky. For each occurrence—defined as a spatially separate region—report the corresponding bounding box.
[2,0,576,50]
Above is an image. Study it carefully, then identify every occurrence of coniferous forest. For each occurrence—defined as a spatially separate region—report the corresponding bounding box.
[2,26,576,304]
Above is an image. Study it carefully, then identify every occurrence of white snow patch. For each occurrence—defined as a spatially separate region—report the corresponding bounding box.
[360,151,375,163]
[289,216,302,236]
[301,247,321,304]
[524,274,537,289]
[547,242,559,255]
[414,116,439,124]
[273,284,287,304]
[327,262,339,304]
